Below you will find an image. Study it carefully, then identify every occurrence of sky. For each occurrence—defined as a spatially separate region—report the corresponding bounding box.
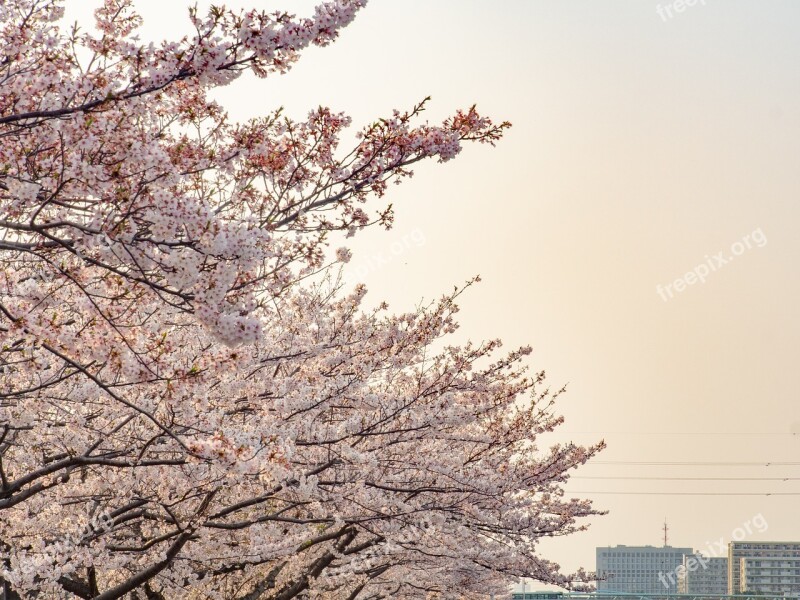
[63,0,800,590]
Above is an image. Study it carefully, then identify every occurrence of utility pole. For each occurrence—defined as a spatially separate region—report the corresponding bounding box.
[663,518,669,547]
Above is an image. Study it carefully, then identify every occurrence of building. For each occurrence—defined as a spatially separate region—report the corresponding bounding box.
[729,542,800,594]
[677,553,728,595]
[740,557,800,595]
[596,545,693,595]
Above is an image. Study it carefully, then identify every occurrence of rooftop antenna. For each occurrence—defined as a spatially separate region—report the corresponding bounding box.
[663,518,669,547]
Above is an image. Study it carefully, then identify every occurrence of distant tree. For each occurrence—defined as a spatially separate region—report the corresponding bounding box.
[0,1,604,598]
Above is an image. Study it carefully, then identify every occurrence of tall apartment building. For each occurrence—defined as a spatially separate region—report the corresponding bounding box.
[677,553,728,595]
[596,545,692,595]
[729,542,800,593]
[740,557,800,595]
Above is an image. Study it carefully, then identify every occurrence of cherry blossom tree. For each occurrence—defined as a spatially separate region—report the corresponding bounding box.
[0,1,604,598]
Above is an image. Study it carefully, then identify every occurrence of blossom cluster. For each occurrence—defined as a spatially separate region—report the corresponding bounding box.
[0,1,600,599]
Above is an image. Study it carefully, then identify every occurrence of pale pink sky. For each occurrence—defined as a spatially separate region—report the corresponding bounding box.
[65,0,800,587]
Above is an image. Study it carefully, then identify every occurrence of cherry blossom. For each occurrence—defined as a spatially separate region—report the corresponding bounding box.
[0,1,603,598]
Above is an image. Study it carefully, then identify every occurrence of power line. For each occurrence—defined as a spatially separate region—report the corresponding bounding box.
[588,461,800,466]
[572,476,800,481]
[569,491,800,496]
[558,432,799,436]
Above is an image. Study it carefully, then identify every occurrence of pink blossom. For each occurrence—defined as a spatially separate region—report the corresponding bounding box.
[0,2,599,599]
